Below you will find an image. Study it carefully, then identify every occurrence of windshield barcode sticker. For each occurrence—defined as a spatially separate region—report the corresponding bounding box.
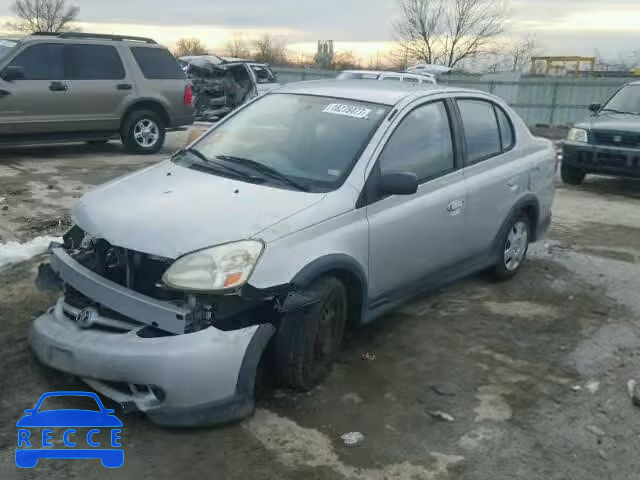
[323,104,371,119]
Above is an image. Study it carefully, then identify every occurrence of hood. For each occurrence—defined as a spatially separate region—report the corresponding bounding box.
[576,112,640,133]
[73,161,325,259]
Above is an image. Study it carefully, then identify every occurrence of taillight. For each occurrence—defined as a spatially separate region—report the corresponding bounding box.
[184,84,193,105]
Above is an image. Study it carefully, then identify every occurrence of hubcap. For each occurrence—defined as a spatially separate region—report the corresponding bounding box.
[133,119,159,148]
[504,220,529,271]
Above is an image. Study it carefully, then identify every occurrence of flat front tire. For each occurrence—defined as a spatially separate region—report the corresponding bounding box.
[273,277,347,391]
[121,109,165,154]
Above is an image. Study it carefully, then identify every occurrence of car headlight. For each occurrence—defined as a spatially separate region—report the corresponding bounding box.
[567,128,588,143]
[162,240,264,292]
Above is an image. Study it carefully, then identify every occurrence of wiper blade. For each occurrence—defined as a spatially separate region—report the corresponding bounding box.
[177,148,261,181]
[216,155,310,192]
[601,108,640,115]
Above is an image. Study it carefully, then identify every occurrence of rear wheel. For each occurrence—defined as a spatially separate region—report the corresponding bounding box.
[121,109,165,154]
[492,214,530,280]
[273,277,347,391]
[561,163,586,185]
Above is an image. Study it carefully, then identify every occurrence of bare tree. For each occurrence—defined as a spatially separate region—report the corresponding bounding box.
[174,38,208,57]
[332,51,359,70]
[7,0,79,33]
[394,0,507,68]
[253,34,287,65]
[507,34,541,72]
[225,33,250,58]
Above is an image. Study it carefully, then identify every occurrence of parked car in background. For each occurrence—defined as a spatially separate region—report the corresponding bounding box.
[0,32,193,154]
[31,80,555,426]
[562,81,640,184]
[336,69,437,84]
[179,55,280,121]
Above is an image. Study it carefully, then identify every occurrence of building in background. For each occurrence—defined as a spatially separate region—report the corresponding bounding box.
[315,40,334,68]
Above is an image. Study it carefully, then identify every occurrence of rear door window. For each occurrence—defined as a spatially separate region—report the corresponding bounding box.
[7,43,64,79]
[64,44,125,80]
[457,99,502,164]
[381,75,401,81]
[495,106,515,151]
[130,47,185,79]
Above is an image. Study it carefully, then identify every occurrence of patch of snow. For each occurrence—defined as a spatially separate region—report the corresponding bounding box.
[0,236,61,270]
[340,432,364,446]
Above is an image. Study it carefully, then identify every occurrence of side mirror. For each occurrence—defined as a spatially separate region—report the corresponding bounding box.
[378,172,418,196]
[588,103,601,113]
[23,409,34,414]
[2,66,25,81]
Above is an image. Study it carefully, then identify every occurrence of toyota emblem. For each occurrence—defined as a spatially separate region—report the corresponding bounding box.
[76,308,96,329]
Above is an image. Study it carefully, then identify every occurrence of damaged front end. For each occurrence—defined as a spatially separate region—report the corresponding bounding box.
[180,57,255,122]
[30,225,284,427]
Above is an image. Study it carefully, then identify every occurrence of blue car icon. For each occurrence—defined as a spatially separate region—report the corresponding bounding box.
[16,391,123,468]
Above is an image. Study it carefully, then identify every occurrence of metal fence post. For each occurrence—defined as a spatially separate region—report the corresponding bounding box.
[489,81,495,94]
[301,70,306,81]
[549,82,559,126]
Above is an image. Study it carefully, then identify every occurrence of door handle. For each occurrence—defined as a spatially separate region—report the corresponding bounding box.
[507,178,519,191]
[49,81,68,92]
[0,89,10,97]
[117,83,132,90]
[447,199,465,214]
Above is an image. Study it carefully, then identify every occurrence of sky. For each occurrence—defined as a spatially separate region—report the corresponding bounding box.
[1,0,639,63]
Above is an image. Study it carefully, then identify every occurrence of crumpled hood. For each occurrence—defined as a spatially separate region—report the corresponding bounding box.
[73,161,325,259]
[576,113,640,133]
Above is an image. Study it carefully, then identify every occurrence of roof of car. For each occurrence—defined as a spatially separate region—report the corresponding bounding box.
[276,79,452,106]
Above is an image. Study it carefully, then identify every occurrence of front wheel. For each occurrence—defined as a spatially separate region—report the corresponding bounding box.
[561,163,586,185]
[492,214,530,280]
[121,110,165,154]
[273,277,347,391]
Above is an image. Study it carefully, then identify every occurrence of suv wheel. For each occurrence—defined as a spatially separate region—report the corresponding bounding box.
[492,214,530,280]
[561,163,586,185]
[273,276,347,391]
[121,110,165,154]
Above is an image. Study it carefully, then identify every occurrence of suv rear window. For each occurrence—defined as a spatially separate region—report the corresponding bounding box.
[64,44,125,80]
[130,47,185,79]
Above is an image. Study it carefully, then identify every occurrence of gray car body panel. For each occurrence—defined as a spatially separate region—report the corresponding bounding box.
[32,80,556,425]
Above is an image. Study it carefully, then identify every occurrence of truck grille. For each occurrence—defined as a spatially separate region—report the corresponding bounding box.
[592,130,640,148]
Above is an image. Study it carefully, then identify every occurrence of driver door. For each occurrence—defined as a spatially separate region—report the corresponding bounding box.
[0,42,69,135]
[365,99,468,304]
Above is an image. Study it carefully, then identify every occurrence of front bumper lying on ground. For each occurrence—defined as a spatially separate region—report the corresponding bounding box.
[563,141,640,178]
[29,248,274,427]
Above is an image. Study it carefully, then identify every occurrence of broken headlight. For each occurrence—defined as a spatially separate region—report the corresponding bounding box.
[161,240,264,292]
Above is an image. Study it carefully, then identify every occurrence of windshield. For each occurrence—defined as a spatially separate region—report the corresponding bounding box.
[177,93,390,192]
[602,85,640,114]
[0,39,17,62]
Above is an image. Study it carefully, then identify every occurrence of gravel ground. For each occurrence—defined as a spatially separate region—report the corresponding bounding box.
[1,136,639,479]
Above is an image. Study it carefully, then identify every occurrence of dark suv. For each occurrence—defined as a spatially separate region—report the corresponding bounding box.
[0,33,194,154]
[562,81,640,184]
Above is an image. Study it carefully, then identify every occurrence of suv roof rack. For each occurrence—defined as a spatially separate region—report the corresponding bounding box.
[30,32,157,44]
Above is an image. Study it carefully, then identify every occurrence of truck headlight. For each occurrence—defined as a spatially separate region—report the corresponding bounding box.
[162,240,264,292]
[567,128,588,143]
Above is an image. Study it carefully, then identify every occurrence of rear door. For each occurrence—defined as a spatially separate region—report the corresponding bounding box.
[0,42,69,134]
[61,43,134,132]
[454,98,526,257]
[365,99,468,304]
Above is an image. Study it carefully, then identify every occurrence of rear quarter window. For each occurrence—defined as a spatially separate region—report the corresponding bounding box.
[130,47,185,79]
